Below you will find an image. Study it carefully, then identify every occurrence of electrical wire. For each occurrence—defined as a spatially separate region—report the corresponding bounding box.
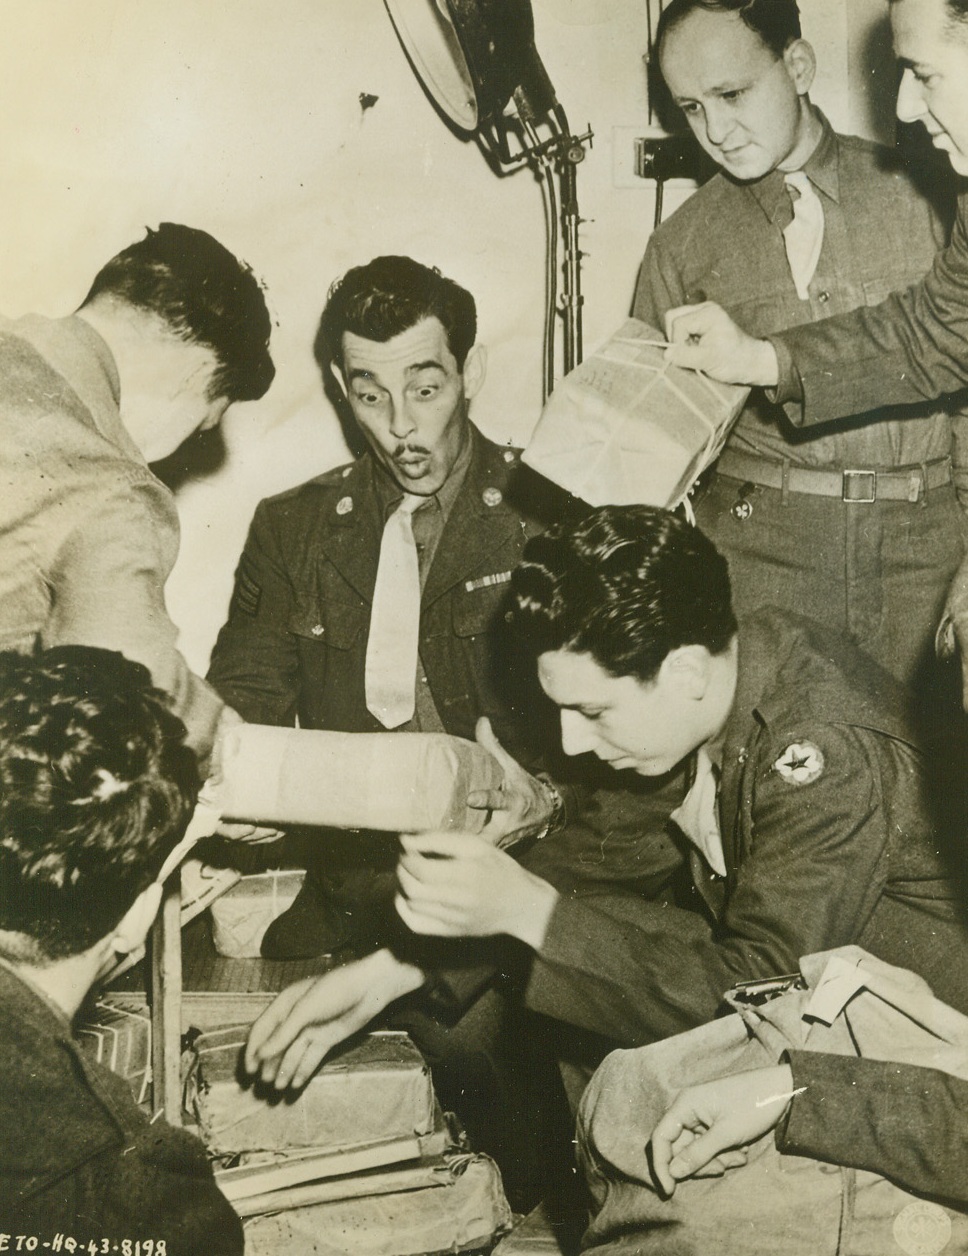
[522,116,559,402]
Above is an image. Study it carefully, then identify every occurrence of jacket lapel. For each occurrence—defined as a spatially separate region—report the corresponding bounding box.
[319,458,383,605]
[717,728,749,877]
[717,628,770,877]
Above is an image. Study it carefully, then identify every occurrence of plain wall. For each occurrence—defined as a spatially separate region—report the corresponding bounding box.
[0,0,894,670]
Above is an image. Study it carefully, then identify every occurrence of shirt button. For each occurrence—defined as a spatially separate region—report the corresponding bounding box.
[818,291,830,303]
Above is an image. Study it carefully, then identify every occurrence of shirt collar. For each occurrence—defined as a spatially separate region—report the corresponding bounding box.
[746,109,839,224]
[702,727,728,774]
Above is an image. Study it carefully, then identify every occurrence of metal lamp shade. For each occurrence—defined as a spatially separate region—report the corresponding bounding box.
[384,0,550,134]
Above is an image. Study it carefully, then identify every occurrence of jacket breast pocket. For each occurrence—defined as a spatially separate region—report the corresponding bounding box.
[862,276,916,308]
[728,290,820,338]
[450,582,509,640]
[289,597,366,651]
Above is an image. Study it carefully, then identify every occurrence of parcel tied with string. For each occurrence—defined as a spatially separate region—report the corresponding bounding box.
[214,724,505,833]
[189,1028,436,1155]
[522,318,749,509]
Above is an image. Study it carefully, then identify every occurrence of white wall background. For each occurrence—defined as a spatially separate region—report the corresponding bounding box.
[0,0,894,671]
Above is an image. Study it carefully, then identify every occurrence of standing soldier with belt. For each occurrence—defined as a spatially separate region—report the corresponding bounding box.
[634,0,968,701]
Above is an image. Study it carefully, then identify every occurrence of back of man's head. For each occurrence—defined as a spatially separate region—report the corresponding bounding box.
[0,647,198,965]
[80,223,274,404]
[509,505,737,684]
[657,0,801,58]
[315,255,477,375]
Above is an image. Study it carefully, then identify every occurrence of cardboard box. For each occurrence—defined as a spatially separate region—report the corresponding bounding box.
[102,989,278,1034]
[523,317,749,509]
[189,1028,435,1155]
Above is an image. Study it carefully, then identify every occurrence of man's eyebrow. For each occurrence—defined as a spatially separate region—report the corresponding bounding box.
[347,360,444,381]
[675,77,747,101]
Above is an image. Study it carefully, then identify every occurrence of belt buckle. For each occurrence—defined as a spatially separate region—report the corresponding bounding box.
[842,469,876,503]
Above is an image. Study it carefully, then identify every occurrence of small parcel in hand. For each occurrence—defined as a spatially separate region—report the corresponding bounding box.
[523,317,749,509]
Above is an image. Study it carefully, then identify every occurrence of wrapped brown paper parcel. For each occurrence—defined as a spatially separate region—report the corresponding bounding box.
[243,1153,511,1256]
[214,724,505,833]
[189,1028,435,1154]
[209,869,305,958]
[523,317,749,509]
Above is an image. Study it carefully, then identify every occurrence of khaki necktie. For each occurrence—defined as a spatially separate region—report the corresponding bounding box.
[365,493,422,729]
[669,745,726,877]
[783,170,825,301]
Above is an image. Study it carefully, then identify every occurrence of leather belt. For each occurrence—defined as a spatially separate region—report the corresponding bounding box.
[715,450,952,503]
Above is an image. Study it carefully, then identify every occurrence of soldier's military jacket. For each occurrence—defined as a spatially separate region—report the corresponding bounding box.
[522,609,968,1046]
[208,424,547,753]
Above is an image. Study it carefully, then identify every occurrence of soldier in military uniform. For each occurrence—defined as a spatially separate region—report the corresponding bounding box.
[397,506,968,1044]
[241,507,968,1106]
[208,257,579,1205]
[208,254,564,959]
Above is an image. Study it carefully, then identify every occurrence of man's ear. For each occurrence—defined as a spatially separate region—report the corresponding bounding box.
[461,344,488,401]
[660,645,712,701]
[110,882,163,956]
[783,38,817,97]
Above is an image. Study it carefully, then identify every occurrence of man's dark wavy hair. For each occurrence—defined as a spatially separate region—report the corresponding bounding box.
[0,647,198,963]
[508,506,737,685]
[315,255,477,374]
[657,0,802,59]
[81,222,274,404]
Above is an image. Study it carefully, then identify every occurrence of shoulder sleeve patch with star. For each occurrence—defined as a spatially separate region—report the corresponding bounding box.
[772,741,825,785]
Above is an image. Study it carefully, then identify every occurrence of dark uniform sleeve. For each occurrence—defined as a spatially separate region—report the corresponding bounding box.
[77,1121,243,1254]
[772,193,968,427]
[523,725,896,1046]
[779,1051,968,1208]
[415,770,688,1020]
[207,500,301,726]
[11,1063,242,1256]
